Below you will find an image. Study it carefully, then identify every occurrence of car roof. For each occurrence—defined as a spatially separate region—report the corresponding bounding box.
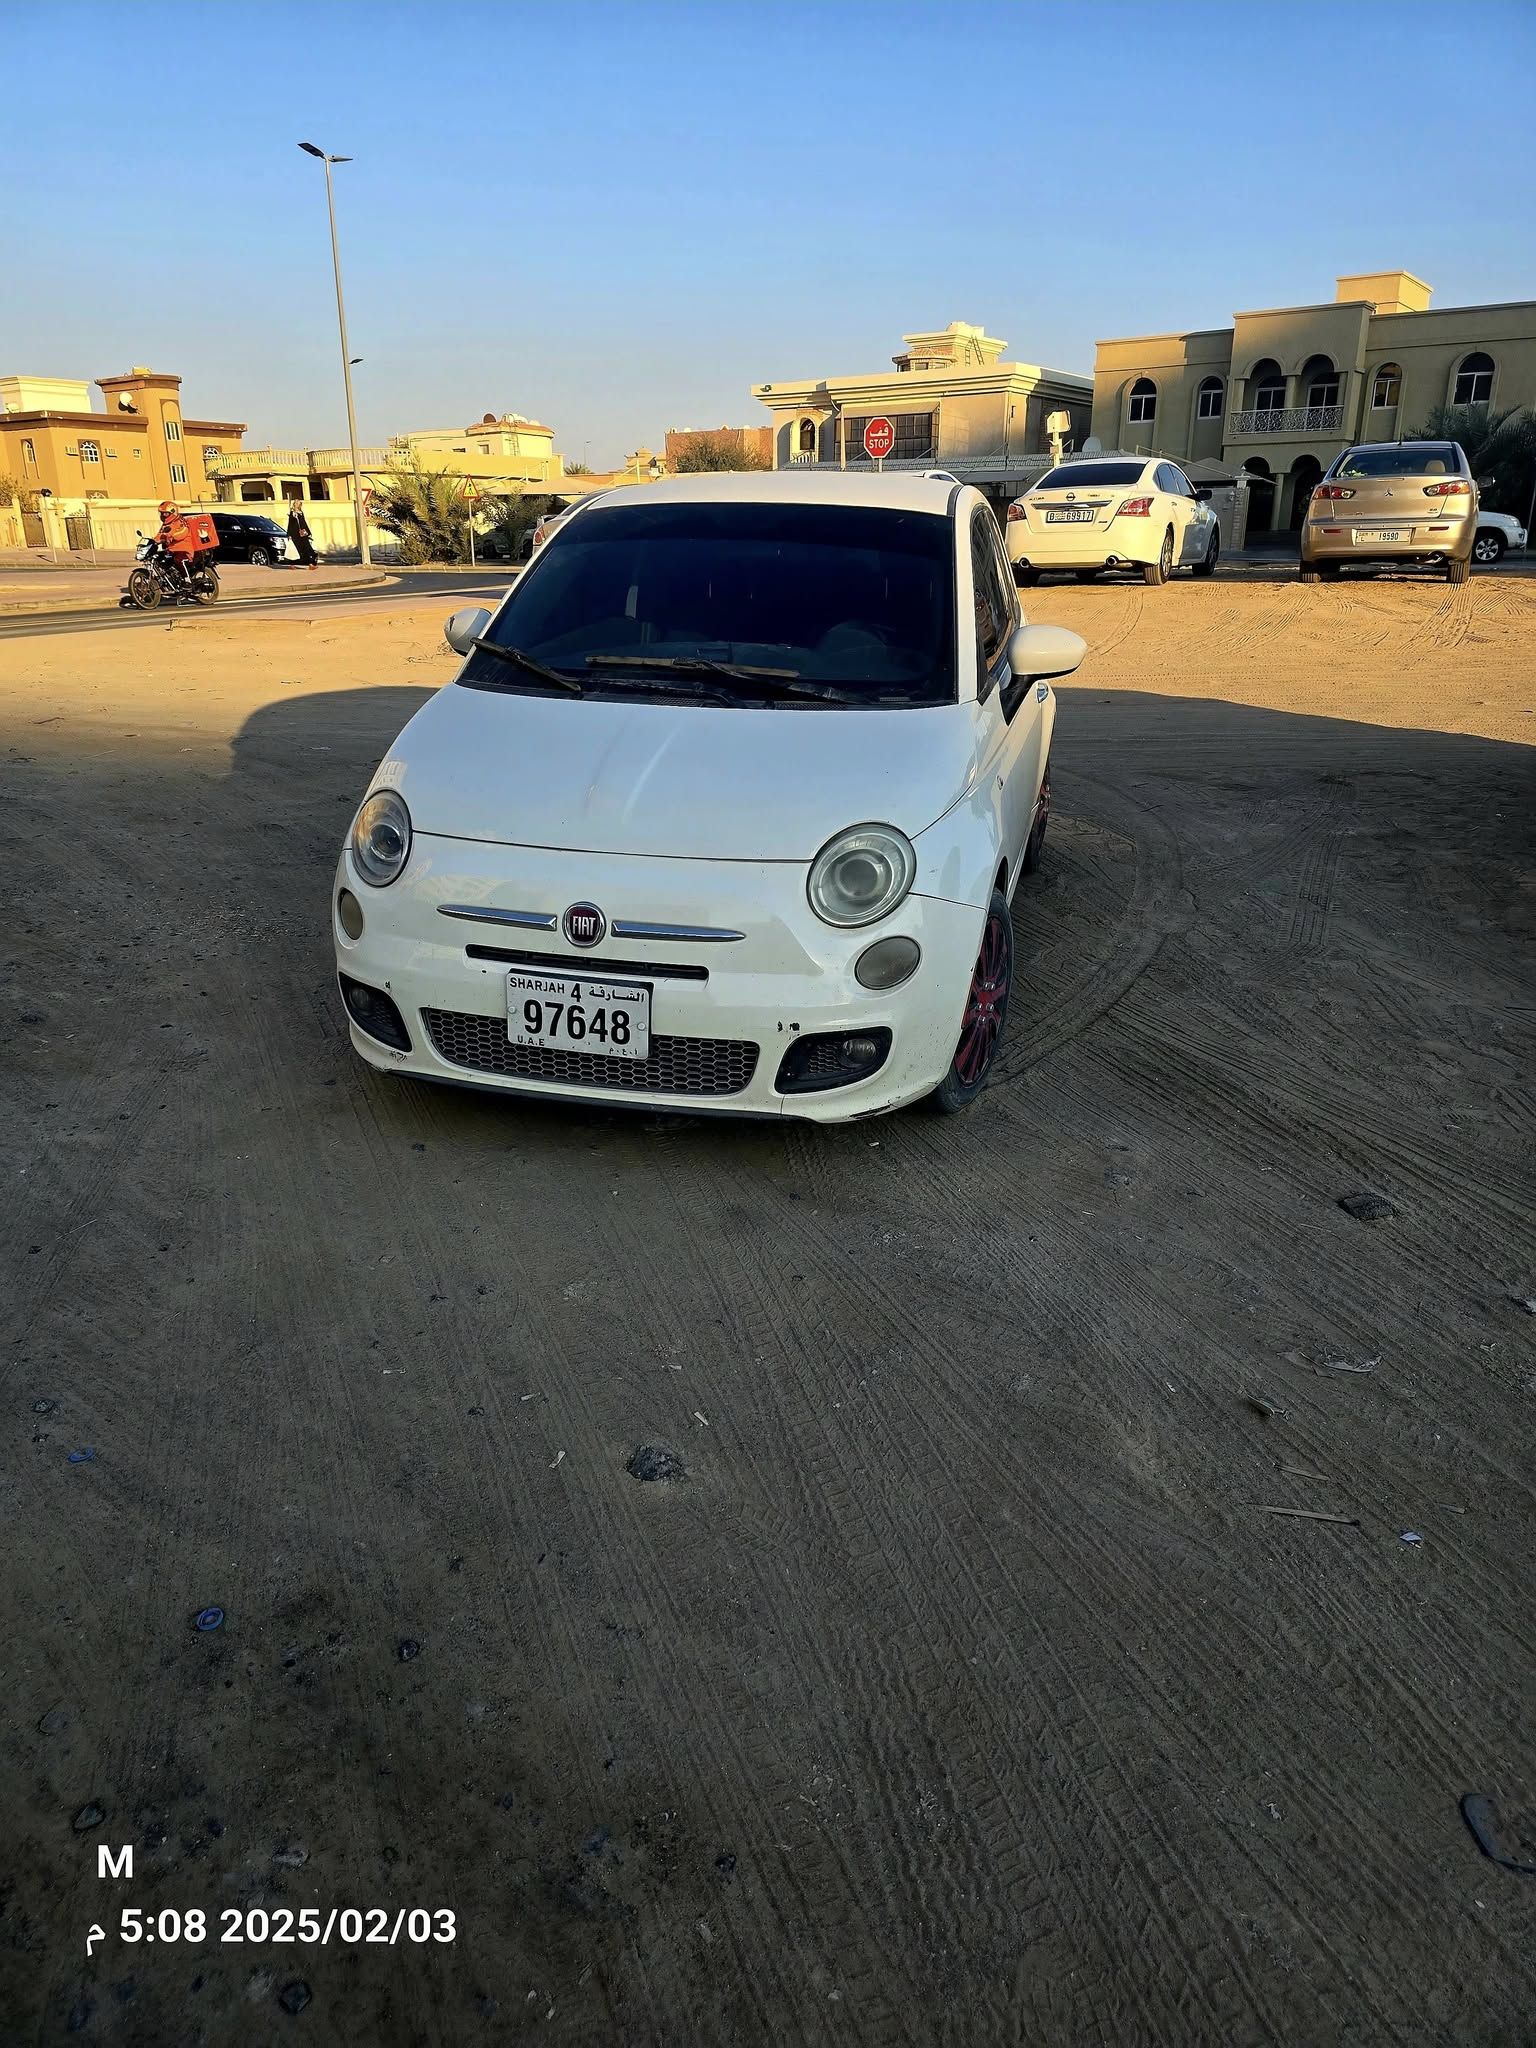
[576,471,962,517]
[1345,439,1463,459]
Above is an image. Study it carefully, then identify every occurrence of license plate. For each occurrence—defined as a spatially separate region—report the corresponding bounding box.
[506,971,650,1060]
[1355,528,1407,545]
[1045,507,1094,523]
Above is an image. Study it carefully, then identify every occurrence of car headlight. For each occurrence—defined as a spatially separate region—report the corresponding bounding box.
[808,824,916,928]
[350,790,412,887]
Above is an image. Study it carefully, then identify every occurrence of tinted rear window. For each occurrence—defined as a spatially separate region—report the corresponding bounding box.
[467,500,956,704]
[1335,444,1460,479]
[1033,462,1145,489]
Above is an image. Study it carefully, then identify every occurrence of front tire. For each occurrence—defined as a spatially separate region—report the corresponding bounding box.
[249,546,273,568]
[1471,532,1503,566]
[1446,554,1470,585]
[930,890,1013,1115]
[1142,529,1174,585]
[127,567,161,610]
[1192,529,1220,578]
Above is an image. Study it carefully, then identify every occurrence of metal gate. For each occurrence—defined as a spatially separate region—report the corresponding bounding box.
[22,512,45,547]
[65,513,94,551]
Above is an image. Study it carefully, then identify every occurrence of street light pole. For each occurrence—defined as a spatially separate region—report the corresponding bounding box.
[299,142,370,566]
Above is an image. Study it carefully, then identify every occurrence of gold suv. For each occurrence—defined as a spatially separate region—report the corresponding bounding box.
[1300,440,1477,585]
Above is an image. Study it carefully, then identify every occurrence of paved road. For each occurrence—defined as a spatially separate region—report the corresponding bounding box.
[0,568,517,640]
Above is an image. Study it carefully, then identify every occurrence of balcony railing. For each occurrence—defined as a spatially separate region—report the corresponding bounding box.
[206,446,393,475]
[1227,405,1344,436]
[206,449,310,473]
[308,447,393,471]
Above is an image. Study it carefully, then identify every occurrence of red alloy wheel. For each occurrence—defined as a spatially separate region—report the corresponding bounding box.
[952,907,1011,1087]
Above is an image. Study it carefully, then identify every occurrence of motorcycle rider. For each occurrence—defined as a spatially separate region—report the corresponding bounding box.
[155,500,204,590]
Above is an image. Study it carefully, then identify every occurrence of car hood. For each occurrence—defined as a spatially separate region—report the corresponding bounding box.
[379,681,979,861]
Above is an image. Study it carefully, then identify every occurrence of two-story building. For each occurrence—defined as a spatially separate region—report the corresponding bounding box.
[210,413,565,504]
[0,367,245,509]
[752,322,1092,507]
[1090,271,1536,531]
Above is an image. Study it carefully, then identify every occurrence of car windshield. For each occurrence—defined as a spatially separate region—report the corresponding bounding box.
[461,499,956,706]
[1032,462,1146,489]
[1335,445,1460,479]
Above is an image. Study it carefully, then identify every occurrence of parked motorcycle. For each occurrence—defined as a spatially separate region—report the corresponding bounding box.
[121,535,220,611]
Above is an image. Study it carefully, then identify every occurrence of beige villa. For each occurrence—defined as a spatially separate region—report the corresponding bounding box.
[209,412,567,505]
[753,322,1092,501]
[0,367,245,510]
[1090,270,1536,531]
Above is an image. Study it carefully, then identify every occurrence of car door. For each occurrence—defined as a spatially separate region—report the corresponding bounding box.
[969,506,1041,883]
[1167,465,1210,562]
[1154,464,1195,562]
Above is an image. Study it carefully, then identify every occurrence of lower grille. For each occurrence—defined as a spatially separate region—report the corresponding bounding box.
[422,1008,758,1097]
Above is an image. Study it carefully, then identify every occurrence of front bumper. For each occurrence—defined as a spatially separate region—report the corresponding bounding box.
[333,836,983,1121]
[1301,514,1475,566]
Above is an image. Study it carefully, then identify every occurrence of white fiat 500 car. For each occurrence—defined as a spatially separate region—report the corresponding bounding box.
[333,473,1085,1121]
[1005,456,1220,586]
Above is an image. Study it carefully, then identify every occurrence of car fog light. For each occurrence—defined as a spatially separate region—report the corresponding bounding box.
[855,935,920,990]
[337,888,365,941]
[776,1027,892,1094]
[338,972,411,1052]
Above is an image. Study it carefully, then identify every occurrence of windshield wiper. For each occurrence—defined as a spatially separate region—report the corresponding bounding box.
[472,637,584,694]
[577,670,742,707]
[586,654,861,705]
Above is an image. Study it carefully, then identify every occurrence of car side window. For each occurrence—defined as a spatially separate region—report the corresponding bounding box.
[1168,466,1195,497]
[970,509,1012,696]
[1155,463,1181,496]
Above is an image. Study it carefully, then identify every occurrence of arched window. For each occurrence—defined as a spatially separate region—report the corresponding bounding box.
[1370,364,1402,410]
[1453,351,1494,405]
[1251,359,1286,411]
[1196,375,1224,420]
[1128,377,1157,424]
[797,418,817,455]
[1302,356,1339,408]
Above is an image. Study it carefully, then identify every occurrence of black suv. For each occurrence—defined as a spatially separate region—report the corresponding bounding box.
[208,512,289,567]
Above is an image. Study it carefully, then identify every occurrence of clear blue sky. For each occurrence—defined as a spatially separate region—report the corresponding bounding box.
[6,1,1534,467]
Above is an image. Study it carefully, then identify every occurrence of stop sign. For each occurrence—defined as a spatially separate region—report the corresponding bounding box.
[863,416,896,461]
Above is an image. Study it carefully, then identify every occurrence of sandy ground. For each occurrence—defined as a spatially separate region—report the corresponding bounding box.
[2,572,1535,2045]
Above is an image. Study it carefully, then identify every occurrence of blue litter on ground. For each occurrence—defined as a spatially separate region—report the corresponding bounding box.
[67,1448,96,1464]
[194,1606,225,1632]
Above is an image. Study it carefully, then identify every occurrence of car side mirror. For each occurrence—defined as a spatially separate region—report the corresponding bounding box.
[444,605,492,655]
[1007,623,1087,681]
[1194,486,1213,501]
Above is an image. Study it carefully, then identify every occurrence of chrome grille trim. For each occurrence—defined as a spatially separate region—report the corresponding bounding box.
[438,905,557,930]
[610,919,745,943]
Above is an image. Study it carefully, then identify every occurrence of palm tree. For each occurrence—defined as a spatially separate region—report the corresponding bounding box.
[368,456,474,564]
[1408,403,1536,519]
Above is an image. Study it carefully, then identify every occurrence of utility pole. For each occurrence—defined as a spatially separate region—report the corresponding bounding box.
[298,142,371,566]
